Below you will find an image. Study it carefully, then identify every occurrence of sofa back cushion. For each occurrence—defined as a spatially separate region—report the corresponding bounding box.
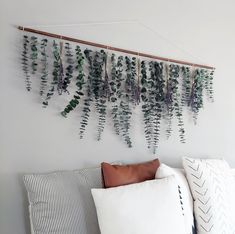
[24,166,104,234]
[24,162,235,234]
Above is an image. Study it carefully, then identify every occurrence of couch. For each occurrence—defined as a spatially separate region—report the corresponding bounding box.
[23,159,235,234]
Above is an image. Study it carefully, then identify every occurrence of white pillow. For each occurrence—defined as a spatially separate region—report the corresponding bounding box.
[183,157,235,234]
[232,168,235,177]
[91,176,186,234]
[155,163,195,234]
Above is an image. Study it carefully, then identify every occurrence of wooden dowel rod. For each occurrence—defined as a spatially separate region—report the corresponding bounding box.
[18,26,215,70]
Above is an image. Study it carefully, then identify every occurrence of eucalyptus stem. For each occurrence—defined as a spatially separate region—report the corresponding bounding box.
[94,50,106,141]
[119,100,132,147]
[165,64,174,139]
[61,42,74,93]
[61,45,85,117]
[190,69,204,124]
[79,97,92,139]
[165,64,185,142]
[141,60,152,148]
[42,40,60,107]
[125,56,139,105]
[152,62,165,152]
[79,49,93,139]
[204,69,214,102]
[110,54,124,136]
[181,66,191,107]
[39,39,48,97]
[57,42,64,95]
[115,56,138,147]
[21,35,31,91]
[30,36,38,74]
[208,70,214,102]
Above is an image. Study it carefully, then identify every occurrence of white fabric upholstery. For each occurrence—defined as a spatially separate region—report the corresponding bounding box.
[231,168,235,176]
[183,158,235,234]
[155,164,195,234]
[92,176,186,234]
[24,167,103,234]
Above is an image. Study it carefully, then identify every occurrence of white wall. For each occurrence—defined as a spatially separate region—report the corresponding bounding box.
[1,0,235,233]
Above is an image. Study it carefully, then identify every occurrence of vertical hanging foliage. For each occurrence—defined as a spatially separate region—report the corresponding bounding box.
[151,62,165,152]
[119,100,132,147]
[20,33,215,153]
[171,64,185,142]
[181,66,192,106]
[61,43,74,93]
[30,36,38,74]
[190,69,205,123]
[95,51,107,141]
[208,70,214,102]
[204,69,214,102]
[79,49,93,139]
[125,56,139,104]
[39,39,48,97]
[42,41,60,107]
[117,56,138,148]
[165,64,185,142]
[141,61,165,152]
[21,35,31,91]
[56,42,64,95]
[136,59,141,105]
[110,54,124,136]
[165,64,174,139]
[61,45,85,117]
[140,60,151,147]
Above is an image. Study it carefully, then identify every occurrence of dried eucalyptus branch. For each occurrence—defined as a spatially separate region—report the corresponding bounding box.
[21,35,31,91]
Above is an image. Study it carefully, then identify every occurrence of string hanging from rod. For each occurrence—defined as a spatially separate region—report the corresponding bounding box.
[22,19,138,28]
[18,19,210,66]
[17,26,215,70]
[18,19,211,67]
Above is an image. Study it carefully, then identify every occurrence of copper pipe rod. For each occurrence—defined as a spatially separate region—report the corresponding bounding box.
[18,26,215,70]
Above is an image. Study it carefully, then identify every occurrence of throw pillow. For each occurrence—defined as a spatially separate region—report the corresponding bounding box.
[183,157,235,234]
[155,163,195,234]
[24,166,104,234]
[92,176,187,234]
[101,158,160,188]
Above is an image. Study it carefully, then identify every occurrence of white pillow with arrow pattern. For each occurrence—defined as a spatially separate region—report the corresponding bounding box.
[183,157,235,234]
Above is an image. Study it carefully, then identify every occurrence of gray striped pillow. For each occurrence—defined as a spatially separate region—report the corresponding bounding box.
[24,167,103,234]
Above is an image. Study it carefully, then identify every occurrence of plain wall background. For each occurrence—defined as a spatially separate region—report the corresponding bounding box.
[1,0,235,233]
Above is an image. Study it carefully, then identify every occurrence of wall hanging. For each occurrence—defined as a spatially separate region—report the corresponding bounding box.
[19,26,215,153]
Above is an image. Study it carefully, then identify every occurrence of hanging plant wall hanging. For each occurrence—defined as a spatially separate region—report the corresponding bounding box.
[18,27,215,153]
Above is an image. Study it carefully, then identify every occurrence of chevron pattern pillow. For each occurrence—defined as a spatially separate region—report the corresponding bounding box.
[183,157,235,234]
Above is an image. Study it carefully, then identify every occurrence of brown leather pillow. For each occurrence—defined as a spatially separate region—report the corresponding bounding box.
[101,159,160,188]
